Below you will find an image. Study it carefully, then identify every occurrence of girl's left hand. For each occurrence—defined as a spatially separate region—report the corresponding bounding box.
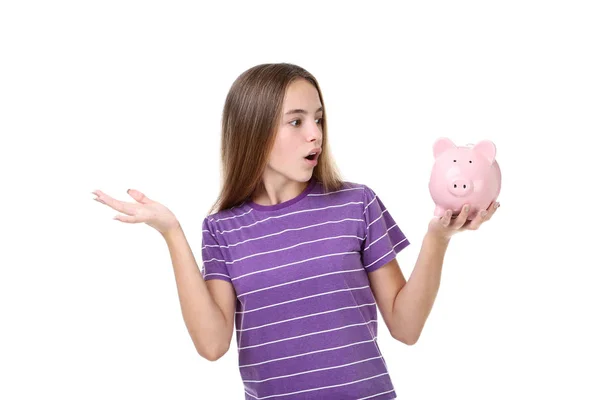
[427,201,500,241]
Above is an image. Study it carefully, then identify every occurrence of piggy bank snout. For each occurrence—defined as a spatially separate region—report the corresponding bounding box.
[448,178,473,197]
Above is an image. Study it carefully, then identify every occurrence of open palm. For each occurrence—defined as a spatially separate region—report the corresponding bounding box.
[428,201,500,241]
[92,188,180,235]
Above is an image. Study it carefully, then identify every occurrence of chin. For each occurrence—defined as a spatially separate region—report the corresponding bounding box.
[300,172,314,181]
[271,166,313,184]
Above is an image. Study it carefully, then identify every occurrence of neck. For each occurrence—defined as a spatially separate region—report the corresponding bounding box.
[252,176,311,206]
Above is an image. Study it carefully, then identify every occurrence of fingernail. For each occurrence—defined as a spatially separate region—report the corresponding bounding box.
[495,202,500,208]
[481,210,488,217]
[465,205,470,211]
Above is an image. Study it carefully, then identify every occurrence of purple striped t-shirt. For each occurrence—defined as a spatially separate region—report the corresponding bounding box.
[201,176,410,400]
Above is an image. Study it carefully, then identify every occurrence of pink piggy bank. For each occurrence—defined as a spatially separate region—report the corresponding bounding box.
[428,137,501,220]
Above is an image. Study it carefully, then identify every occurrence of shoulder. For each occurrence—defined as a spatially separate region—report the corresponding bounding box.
[308,179,368,203]
[332,180,375,201]
[311,180,383,215]
[202,203,251,234]
[318,179,369,193]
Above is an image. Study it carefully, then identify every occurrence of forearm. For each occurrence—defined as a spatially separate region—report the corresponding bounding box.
[392,231,450,344]
[162,226,228,360]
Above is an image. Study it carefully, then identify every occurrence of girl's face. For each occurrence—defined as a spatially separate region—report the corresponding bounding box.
[264,79,323,184]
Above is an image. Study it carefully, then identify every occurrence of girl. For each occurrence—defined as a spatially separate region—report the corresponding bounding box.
[92,63,499,400]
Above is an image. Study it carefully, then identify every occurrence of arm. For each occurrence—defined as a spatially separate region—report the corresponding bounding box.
[162,226,236,361]
[367,232,449,345]
[368,203,497,345]
[392,232,449,344]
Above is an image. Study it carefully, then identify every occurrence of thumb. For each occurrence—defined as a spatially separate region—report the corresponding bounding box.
[127,188,152,204]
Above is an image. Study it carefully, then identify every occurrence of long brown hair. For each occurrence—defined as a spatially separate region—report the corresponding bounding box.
[206,63,345,216]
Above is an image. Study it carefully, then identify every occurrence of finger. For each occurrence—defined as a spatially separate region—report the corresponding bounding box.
[466,209,488,230]
[439,209,452,227]
[113,214,139,223]
[451,204,470,229]
[92,191,110,205]
[127,189,152,204]
[483,201,500,221]
[92,190,137,216]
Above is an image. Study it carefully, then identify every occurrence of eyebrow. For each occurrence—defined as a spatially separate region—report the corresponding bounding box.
[284,106,323,115]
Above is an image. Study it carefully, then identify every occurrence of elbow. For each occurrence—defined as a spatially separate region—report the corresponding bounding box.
[401,335,419,346]
[197,342,229,362]
[204,353,222,362]
[198,348,224,362]
[392,328,420,346]
[200,350,219,362]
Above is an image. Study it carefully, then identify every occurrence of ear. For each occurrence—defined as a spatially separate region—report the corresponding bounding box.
[472,140,496,164]
[433,137,456,158]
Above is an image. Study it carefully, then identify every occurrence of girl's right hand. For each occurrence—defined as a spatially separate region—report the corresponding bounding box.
[92,188,181,236]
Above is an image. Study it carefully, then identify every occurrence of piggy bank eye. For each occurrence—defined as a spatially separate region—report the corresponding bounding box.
[453,160,456,162]
[469,160,472,163]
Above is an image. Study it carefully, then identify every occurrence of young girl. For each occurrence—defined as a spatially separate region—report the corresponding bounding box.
[92,63,499,400]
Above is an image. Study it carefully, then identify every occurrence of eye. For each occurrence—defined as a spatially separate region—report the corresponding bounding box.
[291,118,323,127]
[469,160,472,163]
[453,160,456,162]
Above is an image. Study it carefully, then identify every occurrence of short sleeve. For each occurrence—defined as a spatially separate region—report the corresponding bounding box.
[361,185,410,272]
[200,217,232,283]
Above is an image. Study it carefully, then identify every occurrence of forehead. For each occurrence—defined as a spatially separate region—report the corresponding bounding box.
[283,79,322,110]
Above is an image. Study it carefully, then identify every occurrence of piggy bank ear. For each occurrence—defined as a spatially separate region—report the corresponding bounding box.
[433,137,456,158]
[472,140,496,164]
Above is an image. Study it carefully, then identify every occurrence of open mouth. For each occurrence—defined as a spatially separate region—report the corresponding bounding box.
[305,153,317,161]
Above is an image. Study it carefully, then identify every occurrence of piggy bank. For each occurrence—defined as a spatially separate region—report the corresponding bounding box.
[428,137,501,220]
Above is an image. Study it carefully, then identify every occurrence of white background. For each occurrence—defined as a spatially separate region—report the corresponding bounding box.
[1,0,598,399]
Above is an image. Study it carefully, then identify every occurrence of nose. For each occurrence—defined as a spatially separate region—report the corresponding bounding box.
[306,121,322,142]
[448,178,473,197]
